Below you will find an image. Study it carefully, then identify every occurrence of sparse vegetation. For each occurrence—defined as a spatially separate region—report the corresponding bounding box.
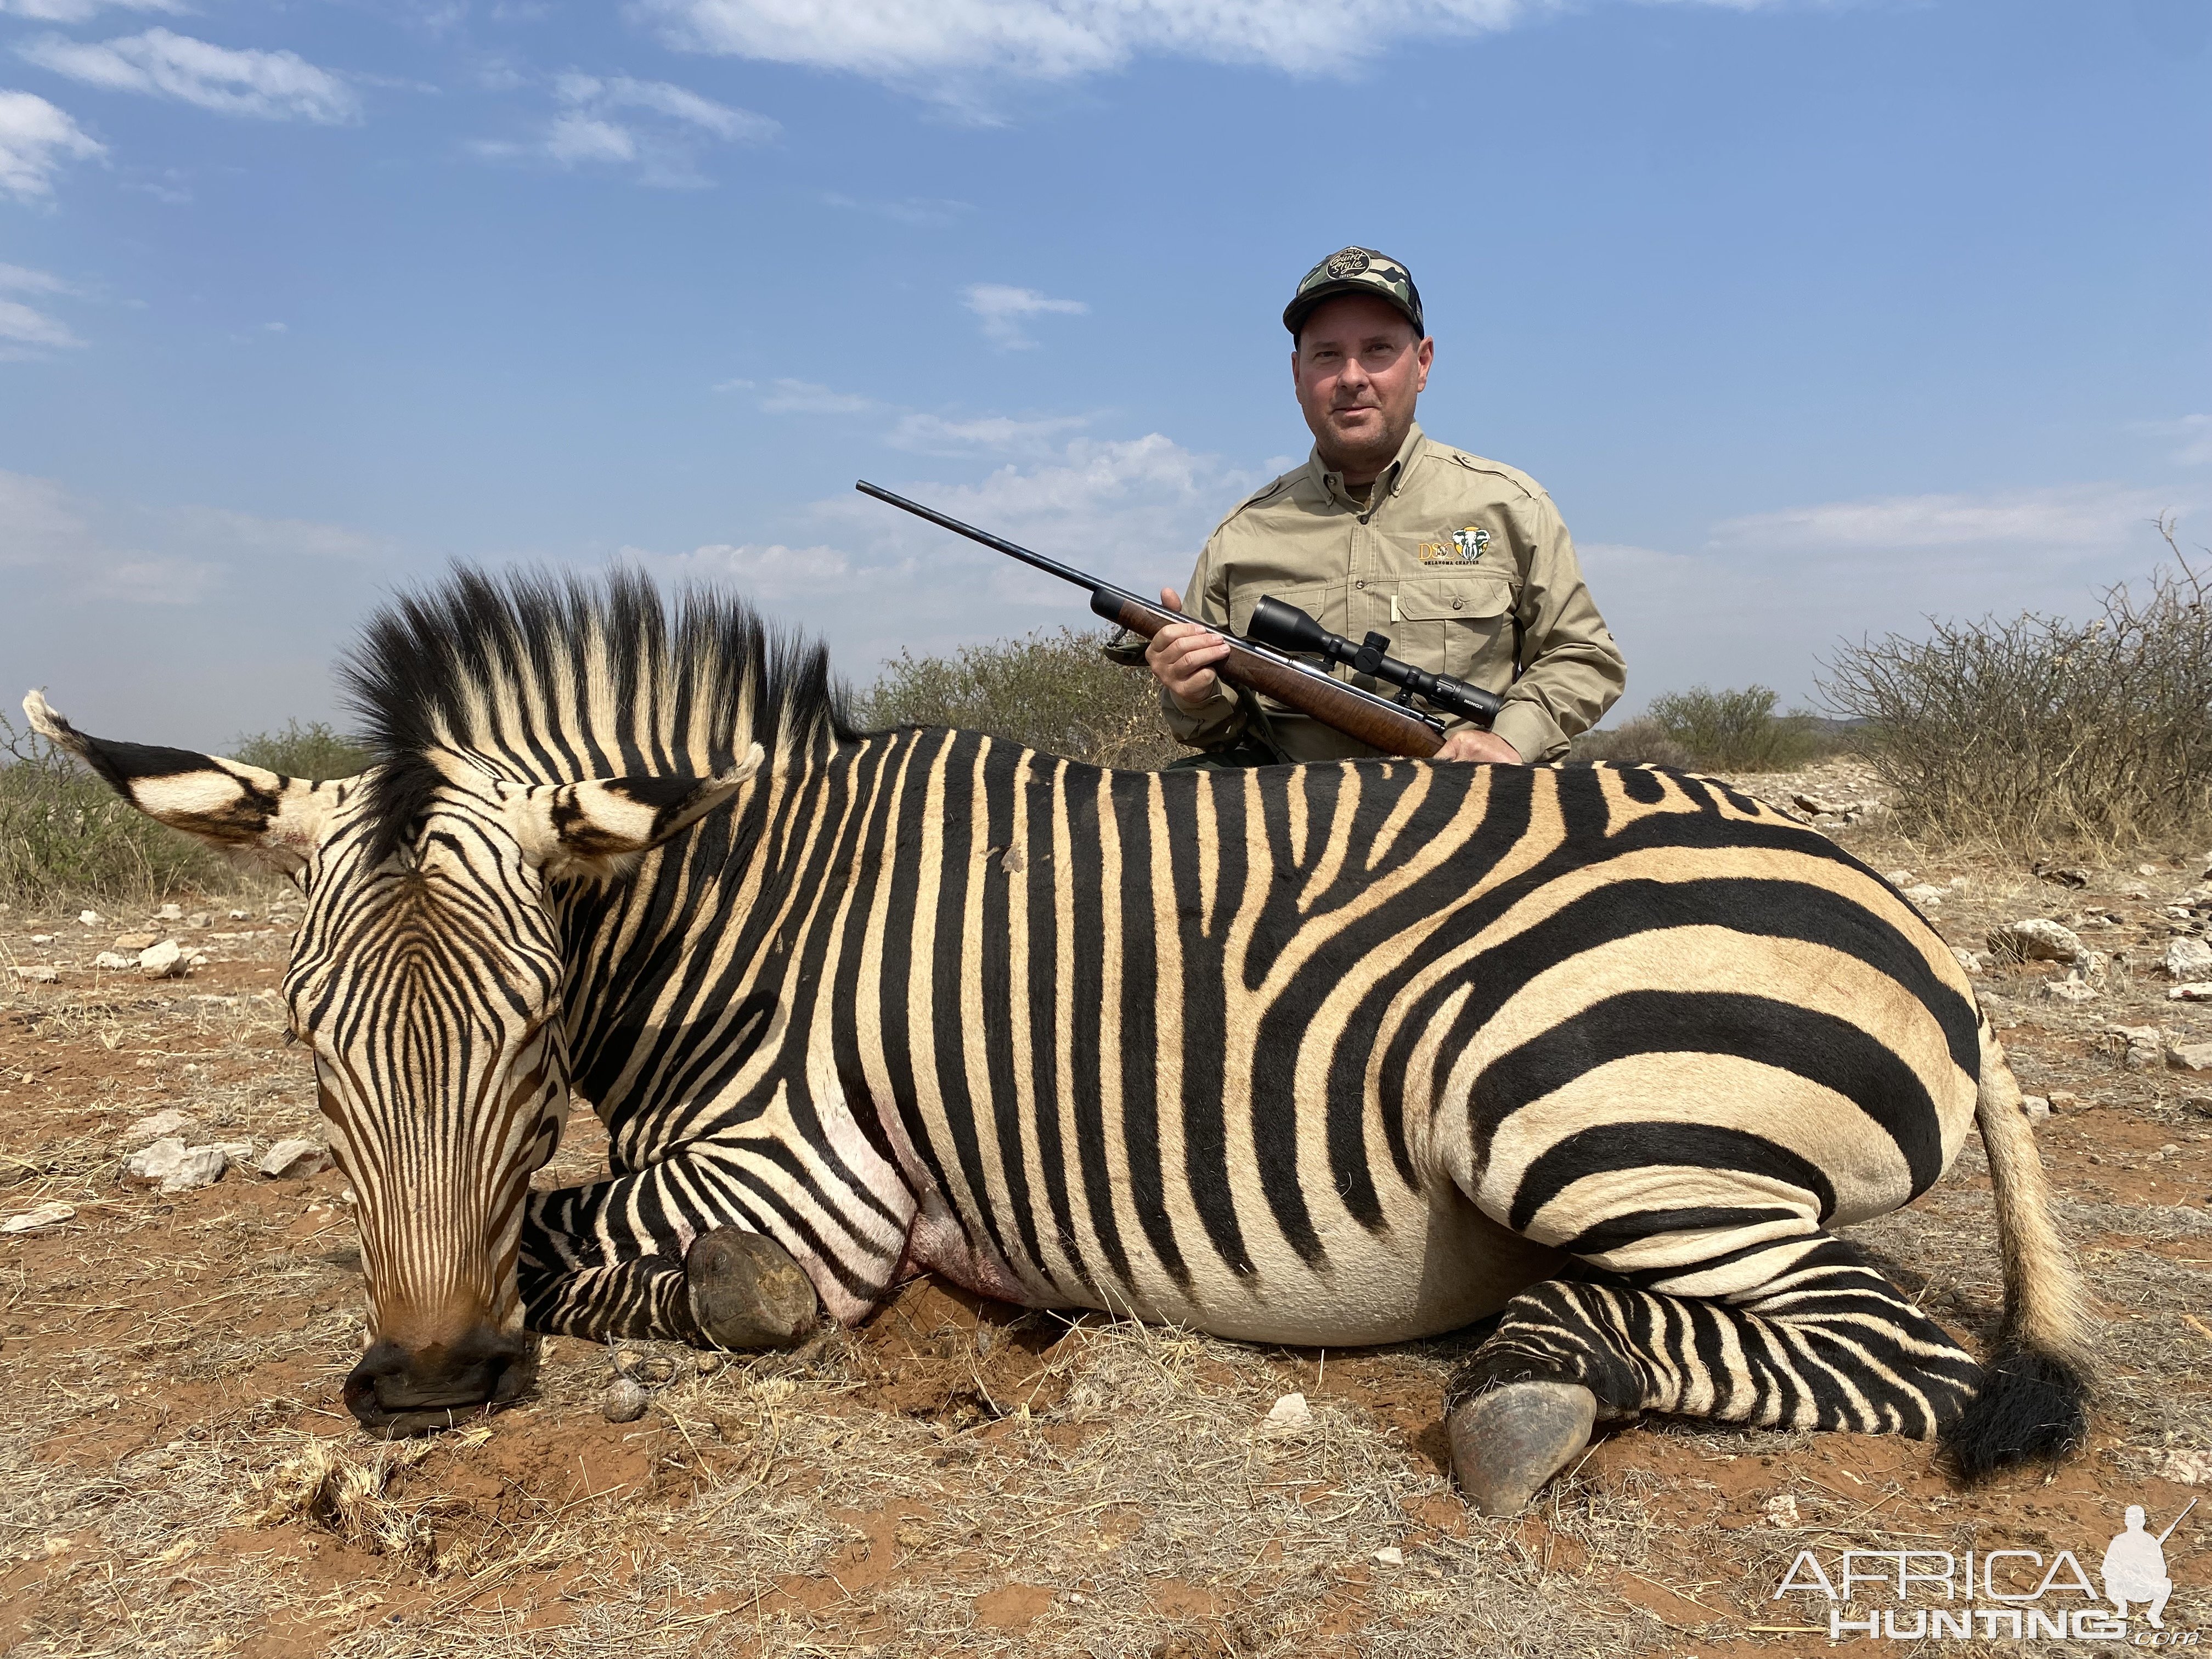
[0,709,235,905]
[1644,684,1829,771]
[858,626,1181,770]
[230,718,375,780]
[1822,524,2212,849]
[1566,718,1691,769]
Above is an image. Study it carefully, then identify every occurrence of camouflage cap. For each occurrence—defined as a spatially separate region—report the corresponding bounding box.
[1283,247,1425,340]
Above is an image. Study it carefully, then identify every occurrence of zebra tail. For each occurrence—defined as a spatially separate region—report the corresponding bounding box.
[1941,1018,2094,1482]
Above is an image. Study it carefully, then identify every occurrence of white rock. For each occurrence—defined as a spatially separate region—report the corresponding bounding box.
[2171,983,2212,1002]
[1261,1392,1313,1434]
[602,1378,649,1423]
[1902,884,1947,908]
[1373,1547,1404,1567]
[1948,875,1971,890]
[1762,1492,1801,1527]
[2040,977,2099,1004]
[121,1108,196,1145]
[10,966,57,983]
[185,913,209,929]
[28,934,52,946]
[77,910,100,927]
[92,952,136,971]
[1987,919,2086,964]
[1884,869,1917,887]
[111,932,159,951]
[2165,939,2212,980]
[2142,864,2164,878]
[1951,947,1985,974]
[137,940,187,980]
[2171,1043,2212,1075]
[258,1138,330,1180]
[1,1201,75,1234]
[2021,1095,2051,1123]
[155,903,183,922]
[122,1138,228,1193]
[228,910,251,921]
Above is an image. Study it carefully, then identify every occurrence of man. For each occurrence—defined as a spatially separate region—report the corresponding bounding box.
[1147,247,1624,764]
[2102,1505,2175,1629]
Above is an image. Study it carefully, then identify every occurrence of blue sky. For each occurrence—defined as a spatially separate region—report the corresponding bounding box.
[2,0,2206,751]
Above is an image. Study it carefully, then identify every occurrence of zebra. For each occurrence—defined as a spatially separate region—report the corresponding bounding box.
[22,567,2090,1513]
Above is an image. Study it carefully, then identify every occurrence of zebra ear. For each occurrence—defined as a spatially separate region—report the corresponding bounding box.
[507,743,763,880]
[20,690,350,876]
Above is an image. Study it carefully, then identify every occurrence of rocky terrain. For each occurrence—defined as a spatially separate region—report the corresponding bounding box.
[1,761,2207,1657]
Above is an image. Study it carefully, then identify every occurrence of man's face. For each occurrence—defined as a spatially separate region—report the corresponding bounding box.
[1291,294,1433,475]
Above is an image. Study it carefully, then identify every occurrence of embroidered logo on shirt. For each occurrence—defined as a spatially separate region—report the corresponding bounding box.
[1419,526,1491,565]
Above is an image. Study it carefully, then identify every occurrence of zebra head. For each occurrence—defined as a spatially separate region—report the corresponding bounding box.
[20,686,758,1436]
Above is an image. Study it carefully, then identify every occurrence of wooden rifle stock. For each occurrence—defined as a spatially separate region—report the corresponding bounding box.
[855,479,1451,761]
[1090,591,1444,760]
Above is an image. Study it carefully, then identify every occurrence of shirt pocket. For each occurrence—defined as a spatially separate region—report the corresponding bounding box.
[1388,573,1516,685]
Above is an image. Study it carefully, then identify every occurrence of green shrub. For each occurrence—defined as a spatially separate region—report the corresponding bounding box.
[1820,528,2212,849]
[859,627,1181,770]
[0,710,240,906]
[1567,718,1693,769]
[1644,684,1827,771]
[231,719,374,780]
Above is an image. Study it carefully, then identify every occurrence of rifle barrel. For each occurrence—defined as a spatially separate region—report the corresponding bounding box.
[856,481,1111,597]
[2159,1498,2197,1544]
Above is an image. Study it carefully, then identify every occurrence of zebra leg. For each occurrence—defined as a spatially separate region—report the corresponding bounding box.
[1443,1235,1982,1514]
[520,1175,822,1348]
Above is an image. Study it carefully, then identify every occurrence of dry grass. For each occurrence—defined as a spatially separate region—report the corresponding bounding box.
[5,806,2212,1656]
[1822,526,2212,851]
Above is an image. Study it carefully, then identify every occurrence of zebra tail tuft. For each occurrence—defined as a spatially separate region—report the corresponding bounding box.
[1940,1018,2093,1483]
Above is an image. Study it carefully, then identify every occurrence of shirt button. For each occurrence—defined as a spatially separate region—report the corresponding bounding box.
[1355,580,1366,590]
[1452,597,1464,611]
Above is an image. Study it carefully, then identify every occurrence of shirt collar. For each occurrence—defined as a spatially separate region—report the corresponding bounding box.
[1308,421,1428,511]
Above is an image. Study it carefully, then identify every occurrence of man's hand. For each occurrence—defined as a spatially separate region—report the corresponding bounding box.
[1436,727,1522,764]
[1146,588,1232,712]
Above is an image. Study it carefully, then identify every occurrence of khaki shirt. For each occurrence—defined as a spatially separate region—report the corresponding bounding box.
[1164,422,1626,763]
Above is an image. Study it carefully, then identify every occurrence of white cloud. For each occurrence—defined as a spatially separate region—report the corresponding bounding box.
[1708,483,2177,557]
[0,261,75,294]
[962,282,1086,349]
[2134,414,2212,469]
[886,410,1089,455]
[0,0,186,20]
[756,377,881,414]
[0,295,82,349]
[821,190,970,227]
[620,540,856,600]
[476,71,774,185]
[0,469,391,606]
[17,29,360,123]
[0,470,91,566]
[87,556,222,604]
[0,89,104,200]
[634,0,1538,85]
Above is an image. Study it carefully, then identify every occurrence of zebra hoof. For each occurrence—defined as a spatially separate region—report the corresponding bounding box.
[685,1227,819,1351]
[1447,1380,1598,1516]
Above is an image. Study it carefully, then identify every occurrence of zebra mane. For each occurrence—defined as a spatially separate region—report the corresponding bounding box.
[341,565,856,867]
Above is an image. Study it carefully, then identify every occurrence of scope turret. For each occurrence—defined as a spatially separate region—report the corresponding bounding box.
[1246,596,1502,727]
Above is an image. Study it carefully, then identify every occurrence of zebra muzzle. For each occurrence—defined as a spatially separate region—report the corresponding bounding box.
[343,1326,541,1437]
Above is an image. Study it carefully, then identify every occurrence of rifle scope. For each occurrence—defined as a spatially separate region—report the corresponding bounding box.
[1245,596,1503,726]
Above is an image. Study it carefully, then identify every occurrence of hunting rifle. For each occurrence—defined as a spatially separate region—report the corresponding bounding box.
[855,481,1502,761]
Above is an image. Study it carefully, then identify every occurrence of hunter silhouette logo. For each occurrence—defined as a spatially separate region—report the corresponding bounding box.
[1770,1500,2195,1643]
[2105,1500,2191,1628]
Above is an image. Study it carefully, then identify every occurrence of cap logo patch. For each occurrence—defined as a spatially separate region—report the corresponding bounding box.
[1324,248,1371,279]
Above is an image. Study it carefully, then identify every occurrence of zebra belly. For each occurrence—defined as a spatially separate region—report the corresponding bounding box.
[922,1182,1567,1347]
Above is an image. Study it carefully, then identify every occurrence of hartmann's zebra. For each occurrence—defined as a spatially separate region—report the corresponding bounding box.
[24,568,2090,1512]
